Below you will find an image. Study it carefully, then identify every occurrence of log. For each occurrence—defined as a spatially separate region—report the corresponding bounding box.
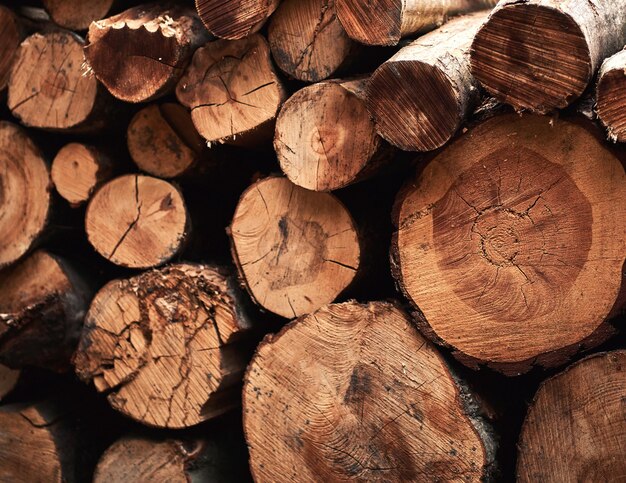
[74,263,254,429]
[366,12,488,152]
[195,0,280,40]
[275,78,393,191]
[268,0,353,82]
[0,5,23,92]
[51,143,113,207]
[176,34,286,147]
[392,113,626,374]
[0,365,19,400]
[85,4,210,103]
[42,0,115,31]
[596,48,626,143]
[85,174,189,269]
[0,122,51,269]
[229,177,361,318]
[0,250,91,371]
[336,0,496,46]
[127,103,206,178]
[244,301,496,481]
[517,350,626,481]
[470,0,626,113]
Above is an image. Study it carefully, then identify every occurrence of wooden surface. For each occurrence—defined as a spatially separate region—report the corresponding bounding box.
[195,0,280,40]
[0,365,19,400]
[0,5,21,91]
[596,48,626,142]
[42,0,115,30]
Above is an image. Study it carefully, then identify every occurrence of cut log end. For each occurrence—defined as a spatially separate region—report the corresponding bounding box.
[230,177,360,318]
[393,113,626,373]
[42,0,115,31]
[517,351,626,481]
[336,0,403,46]
[0,122,50,269]
[74,264,253,429]
[470,4,590,113]
[195,0,280,40]
[0,6,22,91]
[86,175,188,269]
[597,49,626,143]
[244,301,496,482]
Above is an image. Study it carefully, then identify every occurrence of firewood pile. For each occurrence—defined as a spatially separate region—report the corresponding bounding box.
[0,0,625,481]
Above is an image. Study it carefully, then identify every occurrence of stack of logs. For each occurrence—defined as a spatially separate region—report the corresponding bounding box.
[0,0,625,481]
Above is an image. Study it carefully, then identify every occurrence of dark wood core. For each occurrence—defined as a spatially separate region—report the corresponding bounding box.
[195,0,279,40]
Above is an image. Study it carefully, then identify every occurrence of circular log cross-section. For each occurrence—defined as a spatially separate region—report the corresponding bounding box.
[230,177,360,318]
[195,0,280,40]
[393,114,626,374]
[8,31,99,131]
[597,49,626,143]
[74,264,253,429]
[518,351,626,481]
[268,0,353,82]
[42,0,115,31]
[244,301,496,482]
[0,6,22,91]
[86,175,188,269]
[0,122,50,269]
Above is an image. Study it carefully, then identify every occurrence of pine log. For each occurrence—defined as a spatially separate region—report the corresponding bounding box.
[275,78,393,191]
[0,250,91,371]
[0,365,19,400]
[367,12,487,152]
[470,1,626,113]
[74,263,254,428]
[51,143,113,207]
[0,122,51,269]
[42,0,115,31]
[195,0,280,40]
[230,176,361,318]
[176,34,286,147]
[85,174,189,269]
[8,30,105,131]
[518,350,626,481]
[85,4,210,103]
[268,0,353,82]
[596,48,626,143]
[127,103,206,178]
[244,301,496,481]
[0,6,23,92]
[392,113,626,375]
[337,0,495,46]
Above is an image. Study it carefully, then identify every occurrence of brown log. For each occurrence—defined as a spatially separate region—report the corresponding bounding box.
[195,0,280,40]
[51,143,113,207]
[392,113,626,375]
[85,174,189,269]
[74,263,254,429]
[517,350,626,481]
[0,6,23,92]
[0,365,19,400]
[244,301,496,481]
[596,48,626,143]
[275,78,393,191]
[470,0,626,113]
[0,250,91,371]
[0,122,51,269]
[230,176,361,318]
[366,12,488,152]
[8,30,105,131]
[127,103,206,178]
[176,34,286,147]
[268,0,353,82]
[85,4,210,103]
[42,0,115,31]
[336,0,496,46]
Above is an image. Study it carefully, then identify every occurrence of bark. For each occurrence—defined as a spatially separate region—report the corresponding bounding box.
[42,0,116,31]
[367,12,488,152]
[391,113,626,374]
[471,0,626,113]
[195,0,280,40]
[596,48,626,143]
[0,5,23,92]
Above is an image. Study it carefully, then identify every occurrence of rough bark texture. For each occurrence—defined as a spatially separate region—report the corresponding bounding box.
[471,0,626,113]
[0,5,23,92]
[275,78,393,191]
[85,174,189,269]
[0,122,51,269]
[85,4,210,103]
[42,0,115,31]
[392,113,626,375]
[518,350,626,481]
[177,34,286,147]
[230,176,361,318]
[596,48,626,143]
[195,0,280,40]
[244,301,497,482]
[74,264,254,429]
[268,0,354,82]
[0,365,19,400]
[336,0,496,46]
[367,12,487,152]
[0,250,91,371]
